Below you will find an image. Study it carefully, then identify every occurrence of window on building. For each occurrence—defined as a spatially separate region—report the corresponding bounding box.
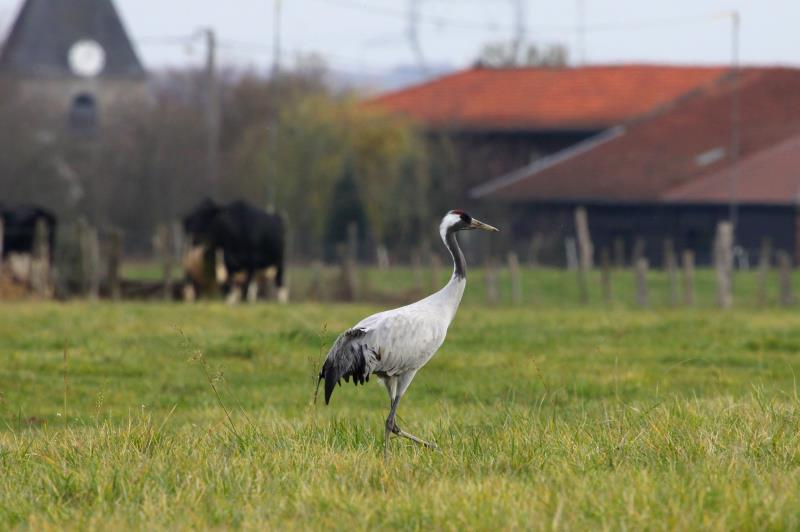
[69,93,97,132]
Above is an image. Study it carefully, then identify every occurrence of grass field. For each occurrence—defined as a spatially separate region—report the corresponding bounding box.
[2,284,800,528]
[124,262,796,309]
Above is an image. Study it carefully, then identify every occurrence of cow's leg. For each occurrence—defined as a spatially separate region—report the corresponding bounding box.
[182,278,196,303]
[275,261,289,304]
[226,282,241,305]
[256,269,270,301]
[245,271,258,303]
[226,269,249,305]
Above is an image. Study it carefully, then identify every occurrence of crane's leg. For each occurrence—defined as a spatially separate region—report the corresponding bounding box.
[384,394,401,460]
[387,371,438,452]
[382,377,398,459]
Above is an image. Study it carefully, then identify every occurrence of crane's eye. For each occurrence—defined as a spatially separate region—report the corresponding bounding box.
[460,213,472,224]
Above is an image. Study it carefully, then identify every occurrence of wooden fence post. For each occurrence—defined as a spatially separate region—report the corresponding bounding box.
[714,221,733,309]
[575,207,593,271]
[172,221,184,250]
[682,250,695,306]
[171,222,184,272]
[613,237,625,268]
[308,260,324,301]
[778,251,794,306]
[376,244,390,270]
[565,237,578,271]
[528,233,544,267]
[664,238,678,307]
[31,217,51,298]
[485,258,499,305]
[575,207,592,304]
[635,257,649,307]
[79,219,100,300]
[508,251,522,305]
[107,228,123,301]
[632,237,645,266]
[155,224,174,300]
[757,238,771,306]
[601,248,612,305]
[75,220,85,295]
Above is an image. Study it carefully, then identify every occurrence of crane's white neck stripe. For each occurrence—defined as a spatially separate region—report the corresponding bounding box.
[439,214,467,280]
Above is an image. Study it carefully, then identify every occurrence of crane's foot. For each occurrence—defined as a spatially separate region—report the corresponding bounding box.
[392,424,439,451]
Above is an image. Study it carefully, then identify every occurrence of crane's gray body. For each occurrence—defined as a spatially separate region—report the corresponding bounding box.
[322,274,465,403]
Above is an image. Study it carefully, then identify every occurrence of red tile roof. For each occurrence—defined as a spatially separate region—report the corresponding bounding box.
[473,68,800,205]
[663,134,800,204]
[368,65,729,131]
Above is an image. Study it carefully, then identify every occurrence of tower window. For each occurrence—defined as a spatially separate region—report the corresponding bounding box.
[69,93,97,132]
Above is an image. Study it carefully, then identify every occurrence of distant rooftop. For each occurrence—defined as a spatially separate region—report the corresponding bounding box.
[472,68,800,206]
[368,64,729,132]
[663,133,800,205]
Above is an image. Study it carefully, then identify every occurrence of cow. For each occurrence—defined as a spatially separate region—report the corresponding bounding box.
[0,203,57,256]
[182,199,288,303]
[0,203,57,291]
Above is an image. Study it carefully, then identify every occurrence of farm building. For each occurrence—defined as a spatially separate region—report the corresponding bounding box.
[368,65,730,206]
[470,67,800,266]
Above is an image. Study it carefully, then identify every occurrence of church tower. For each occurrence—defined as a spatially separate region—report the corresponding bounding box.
[0,0,149,133]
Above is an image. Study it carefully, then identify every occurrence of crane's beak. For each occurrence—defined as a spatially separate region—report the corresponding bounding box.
[469,218,500,232]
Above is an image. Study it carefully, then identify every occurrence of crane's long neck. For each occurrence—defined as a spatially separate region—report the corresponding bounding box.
[428,223,467,324]
[444,228,467,280]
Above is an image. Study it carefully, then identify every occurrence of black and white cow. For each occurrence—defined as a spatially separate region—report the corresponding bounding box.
[0,203,57,287]
[0,203,57,256]
[182,199,287,303]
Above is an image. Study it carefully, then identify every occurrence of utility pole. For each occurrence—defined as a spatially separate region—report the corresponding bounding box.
[727,11,741,242]
[265,0,283,210]
[204,28,220,195]
[510,0,526,63]
[406,0,427,73]
[272,0,283,77]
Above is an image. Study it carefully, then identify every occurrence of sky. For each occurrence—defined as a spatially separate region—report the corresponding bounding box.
[0,0,798,78]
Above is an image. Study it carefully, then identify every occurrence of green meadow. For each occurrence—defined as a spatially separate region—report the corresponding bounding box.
[2,269,800,529]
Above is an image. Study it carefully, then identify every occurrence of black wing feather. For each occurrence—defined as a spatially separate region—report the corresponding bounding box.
[316,328,371,405]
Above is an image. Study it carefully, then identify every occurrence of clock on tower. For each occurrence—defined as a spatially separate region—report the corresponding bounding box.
[68,39,106,78]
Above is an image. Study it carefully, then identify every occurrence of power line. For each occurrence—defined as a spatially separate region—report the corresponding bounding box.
[134,9,732,74]
[137,32,388,74]
[218,39,388,73]
[311,0,728,37]
[137,35,196,46]
[579,13,730,33]
[311,0,571,33]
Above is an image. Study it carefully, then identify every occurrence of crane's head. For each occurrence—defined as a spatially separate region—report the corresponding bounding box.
[441,210,499,237]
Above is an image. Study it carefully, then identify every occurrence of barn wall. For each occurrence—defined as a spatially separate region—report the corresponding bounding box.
[506,202,796,267]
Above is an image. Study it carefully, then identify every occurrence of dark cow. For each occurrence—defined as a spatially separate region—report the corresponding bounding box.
[0,203,57,257]
[182,199,287,303]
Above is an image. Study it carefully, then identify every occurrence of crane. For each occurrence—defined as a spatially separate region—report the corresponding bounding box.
[316,210,499,457]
